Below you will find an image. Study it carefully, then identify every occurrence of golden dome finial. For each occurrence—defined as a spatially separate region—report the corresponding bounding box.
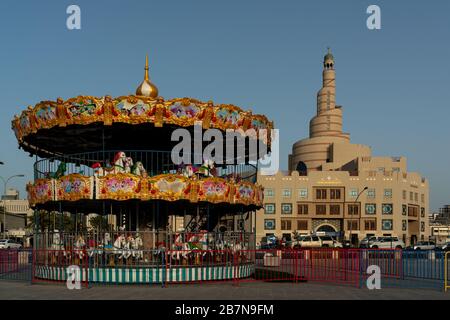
[136,55,159,98]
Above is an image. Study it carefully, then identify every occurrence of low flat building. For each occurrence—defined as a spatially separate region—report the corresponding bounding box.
[256,50,430,246]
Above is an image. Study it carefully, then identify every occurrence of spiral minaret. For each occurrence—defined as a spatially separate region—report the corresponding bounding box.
[289,48,350,172]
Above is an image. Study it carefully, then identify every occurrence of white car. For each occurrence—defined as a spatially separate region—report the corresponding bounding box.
[318,236,343,248]
[369,236,405,249]
[0,239,22,249]
[293,235,322,248]
[413,241,436,251]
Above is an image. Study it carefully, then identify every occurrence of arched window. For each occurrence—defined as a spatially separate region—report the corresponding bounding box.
[296,161,307,176]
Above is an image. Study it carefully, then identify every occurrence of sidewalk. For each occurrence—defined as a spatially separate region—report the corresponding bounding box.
[0,280,449,300]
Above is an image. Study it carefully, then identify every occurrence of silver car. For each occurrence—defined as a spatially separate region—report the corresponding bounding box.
[413,241,435,251]
[0,239,22,249]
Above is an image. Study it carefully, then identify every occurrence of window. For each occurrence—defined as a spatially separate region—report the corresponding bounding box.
[410,192,413,201]
[316,189,327,200]
[365,204,376,215]
[421,194,425,203]
[348,204,359,216]
[408,206,418,217]
[281,219,292,231]
[367,188,376,198]
[382,219,393,231]
[414,193,418,202]
[382,204,393,215]
[402,220,407,231]
[298,188,308,199]
[330,189,341,200]
[264,219,276,230]
[349,188,358,198]
[297,204,308,215]
[421,207,425,218]
[330,205,340,215]
[364,219,376,231]
[297,220,308,230]
[421,222,425,232]
[402,190,407,200]
[402,205,407,216]
[264,203,275,214]
[384,189,392,198]
[264,188,274,198]
[347,220,359,230]
[281,203,292,214]
[316,204,326,215]
[282,189,292,198]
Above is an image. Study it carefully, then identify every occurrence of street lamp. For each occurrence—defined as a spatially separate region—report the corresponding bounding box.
[348,186,368,247]
[0,174,25,238]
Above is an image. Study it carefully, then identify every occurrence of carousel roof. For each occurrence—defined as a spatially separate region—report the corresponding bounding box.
[11,57,274,158]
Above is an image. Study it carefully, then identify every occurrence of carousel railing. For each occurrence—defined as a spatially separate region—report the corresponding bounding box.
[33,150,257,183]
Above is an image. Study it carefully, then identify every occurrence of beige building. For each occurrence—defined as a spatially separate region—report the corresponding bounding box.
[256,50,430,246]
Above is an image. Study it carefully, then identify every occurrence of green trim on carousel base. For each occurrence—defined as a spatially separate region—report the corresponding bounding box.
[34,263,254,284]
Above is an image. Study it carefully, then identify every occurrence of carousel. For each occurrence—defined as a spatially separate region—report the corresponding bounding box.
[12,56,273,284]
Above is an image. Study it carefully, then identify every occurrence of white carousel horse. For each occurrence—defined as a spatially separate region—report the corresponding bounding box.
[113,234,126,259]
[50,231,65,264]
[92,151,133,176]
[122,235,133,260]
[123,157,133,174]
[131,234,144,260]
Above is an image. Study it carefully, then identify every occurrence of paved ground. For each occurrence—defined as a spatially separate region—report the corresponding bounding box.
[0,280,449,300]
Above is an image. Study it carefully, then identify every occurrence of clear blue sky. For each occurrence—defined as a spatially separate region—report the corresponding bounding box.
[0,0,449,211]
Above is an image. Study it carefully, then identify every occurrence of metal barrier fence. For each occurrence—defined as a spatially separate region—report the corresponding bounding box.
[1,248,449,291]
[0,249,32,282]
[445,252,450,292]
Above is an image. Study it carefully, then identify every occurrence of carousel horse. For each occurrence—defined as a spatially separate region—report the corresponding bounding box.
[131,233,144,261]
[113,234,126,265]
[197,159,215,177]
[45,162,67,179]
[74,235,86,265]
[122,234,134,264]
[181,164,195,178]
[92,151,133,176]
[50,230,65,265]
[131,161,147,177]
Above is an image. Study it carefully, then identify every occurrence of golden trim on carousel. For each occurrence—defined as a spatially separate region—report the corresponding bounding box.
[12,95,273,144]
[26,173,263,207]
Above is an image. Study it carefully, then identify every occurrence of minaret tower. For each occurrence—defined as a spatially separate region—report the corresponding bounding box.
[289,49,350,172]
[309,48,345,139]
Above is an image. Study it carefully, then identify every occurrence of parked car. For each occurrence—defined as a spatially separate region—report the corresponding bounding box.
[437,242,450,252]
[292,235,322,248]
[359,236,378,248]
[413,241,436,251]
[369,236,405,249]
[0,239,22,249]
[259,235,278,249]
[318,235,343,248]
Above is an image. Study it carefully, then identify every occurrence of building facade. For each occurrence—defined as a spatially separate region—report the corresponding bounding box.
[429,205,450,244]
[256,50,430,246]
[0,188,33,240]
